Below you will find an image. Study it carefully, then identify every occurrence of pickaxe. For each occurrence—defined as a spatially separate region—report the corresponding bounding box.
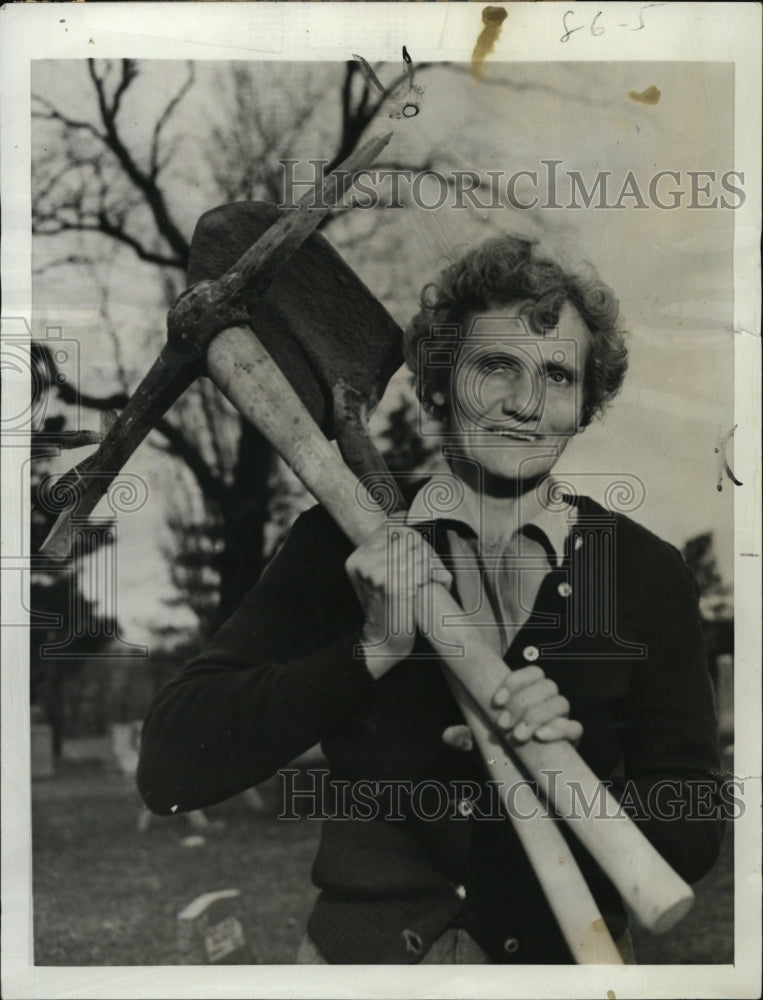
[39,138,693,961]
[39,132,402,559]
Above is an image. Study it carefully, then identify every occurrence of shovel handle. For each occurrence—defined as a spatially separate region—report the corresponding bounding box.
[207,323,694,936]
[452,678,624,963]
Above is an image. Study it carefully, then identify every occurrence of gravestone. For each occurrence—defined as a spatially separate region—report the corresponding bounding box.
[715,652,734,742]
[177,889,254,964]
[110,720,142,775]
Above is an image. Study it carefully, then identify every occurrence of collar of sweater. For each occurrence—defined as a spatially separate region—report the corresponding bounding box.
[405,462,574,564]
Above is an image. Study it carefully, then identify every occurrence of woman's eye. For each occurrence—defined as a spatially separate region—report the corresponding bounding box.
[547,367,572,385]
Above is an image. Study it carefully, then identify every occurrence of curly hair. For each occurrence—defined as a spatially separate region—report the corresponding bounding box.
[404,235,628,428]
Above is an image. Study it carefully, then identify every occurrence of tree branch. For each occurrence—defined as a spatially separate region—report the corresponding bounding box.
[110,59,139,121]
[34,61,193,269]
[96,211,187,269]
[32,253,99,277]
[32,214,185,269]
[84,59,191,263]
[32,94,106,144]
[150,62,196,180]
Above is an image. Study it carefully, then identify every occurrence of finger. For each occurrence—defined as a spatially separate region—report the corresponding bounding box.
[491,666,544,711]
[399,545,452,594]
[429,552,452,588]
[503,665,546,692]
[502,665,546,693]
[442,725,473,751]
[506,678,559,721]
[350,531,449,588]
[345,547,385,579]
[350,550,424,593]
[345,525,418,575]
[390,532,431,586]
[495,709,514,734]
[511,695,570,742]
[534,718,584,744]
[388,525,427,552]
[492,685,510,708]
[522,694,570,727]
[362,524,395,551]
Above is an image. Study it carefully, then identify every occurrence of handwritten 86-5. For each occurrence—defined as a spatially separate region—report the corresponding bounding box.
[561,4,665,43]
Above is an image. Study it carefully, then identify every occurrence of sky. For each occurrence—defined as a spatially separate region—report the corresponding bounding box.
[30,58,737,645]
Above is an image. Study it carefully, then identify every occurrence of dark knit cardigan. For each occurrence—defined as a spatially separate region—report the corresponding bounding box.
[137,494,724,964]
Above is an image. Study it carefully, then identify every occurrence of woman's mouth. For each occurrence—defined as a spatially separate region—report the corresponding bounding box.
[487,427,537,442]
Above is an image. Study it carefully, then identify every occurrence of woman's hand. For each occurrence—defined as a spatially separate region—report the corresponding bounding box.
[442,666,583,749]
[491,665,583,743]
[345,524,452,679]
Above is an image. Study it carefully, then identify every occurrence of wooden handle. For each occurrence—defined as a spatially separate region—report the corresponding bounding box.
[207,324,694,935]
[453,683,624,963]
[417,590,694,934]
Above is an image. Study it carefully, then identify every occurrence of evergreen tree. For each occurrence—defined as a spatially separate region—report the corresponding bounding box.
[377,395,438,475]
[30,361,117,756]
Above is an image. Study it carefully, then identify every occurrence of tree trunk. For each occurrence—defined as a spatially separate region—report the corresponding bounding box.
[214,420,274,628]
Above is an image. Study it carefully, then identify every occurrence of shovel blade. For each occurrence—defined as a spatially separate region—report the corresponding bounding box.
[187,202,404,438]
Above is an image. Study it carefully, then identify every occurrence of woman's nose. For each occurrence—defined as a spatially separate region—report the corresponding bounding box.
[499,363,541,419]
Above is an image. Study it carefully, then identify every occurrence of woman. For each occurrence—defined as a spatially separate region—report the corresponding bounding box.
[137,235,723,964]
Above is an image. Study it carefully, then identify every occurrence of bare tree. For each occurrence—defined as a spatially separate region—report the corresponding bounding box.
[204,64,327,205]
[32,58,453,629]
[33,59,192,270]
[33,59,275,627]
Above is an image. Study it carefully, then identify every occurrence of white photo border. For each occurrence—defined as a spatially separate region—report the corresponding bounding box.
[1,3,760,998]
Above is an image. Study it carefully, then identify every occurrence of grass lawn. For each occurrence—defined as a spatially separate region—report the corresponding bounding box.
[33,764,321,965]
[32,762,734,966]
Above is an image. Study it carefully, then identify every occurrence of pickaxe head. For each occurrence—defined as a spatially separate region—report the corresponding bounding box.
[38,131,402,558]
[39,194,405,556]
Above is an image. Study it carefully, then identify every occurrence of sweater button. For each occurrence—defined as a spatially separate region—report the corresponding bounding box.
[574,536,584,550]
[557,582,573,598]
[523,645,539,662]
[454,883,467,900]
[503,936,519,954]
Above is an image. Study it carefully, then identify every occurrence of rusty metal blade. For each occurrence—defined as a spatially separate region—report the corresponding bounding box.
[39,349,197,559]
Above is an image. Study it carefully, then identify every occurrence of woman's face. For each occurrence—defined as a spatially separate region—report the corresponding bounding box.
[438,301,590,484]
